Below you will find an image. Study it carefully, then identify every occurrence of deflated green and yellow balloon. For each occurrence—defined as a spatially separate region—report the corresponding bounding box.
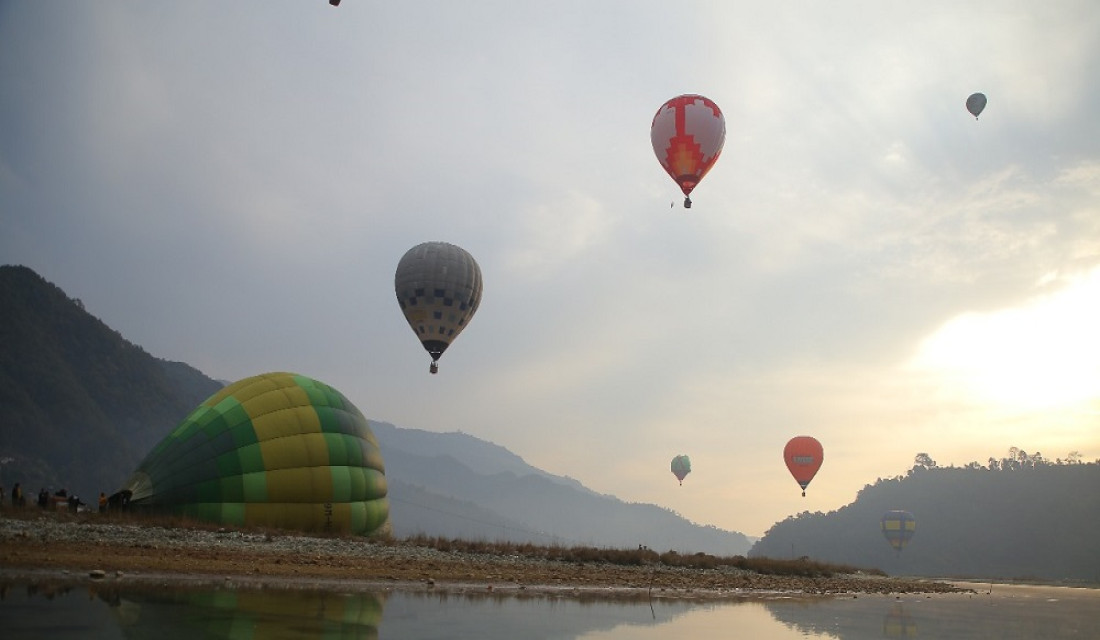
[119,372,390,536]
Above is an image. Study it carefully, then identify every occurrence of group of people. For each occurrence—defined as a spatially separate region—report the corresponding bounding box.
[0,483,25,507]
[1,483,109,513]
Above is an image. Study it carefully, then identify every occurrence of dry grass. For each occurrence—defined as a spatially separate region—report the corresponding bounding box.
[399,534,885,578]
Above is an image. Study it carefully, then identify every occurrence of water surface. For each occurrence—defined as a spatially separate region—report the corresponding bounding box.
[1,577,1096,639]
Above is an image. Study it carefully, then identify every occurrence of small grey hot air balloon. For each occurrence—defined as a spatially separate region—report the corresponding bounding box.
[966,92,987,119]
[395,242,483,374]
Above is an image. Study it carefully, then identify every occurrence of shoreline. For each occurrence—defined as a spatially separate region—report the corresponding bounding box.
[0,514,964,600]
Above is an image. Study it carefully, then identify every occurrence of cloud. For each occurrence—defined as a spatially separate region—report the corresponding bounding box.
[910,265,1100,411]
[3,1,1100,537]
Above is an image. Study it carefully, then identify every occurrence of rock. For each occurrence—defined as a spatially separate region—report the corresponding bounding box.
[89,569,106,579]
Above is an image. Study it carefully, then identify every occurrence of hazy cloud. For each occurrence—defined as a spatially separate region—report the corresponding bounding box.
[3,1,1098,536]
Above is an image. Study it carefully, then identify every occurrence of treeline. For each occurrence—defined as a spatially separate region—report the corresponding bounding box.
[750,450,1100,582]
[912,447,1094,472]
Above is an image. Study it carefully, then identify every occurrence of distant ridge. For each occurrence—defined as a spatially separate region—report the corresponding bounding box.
[375,432,752,554]
[370,421,597,495]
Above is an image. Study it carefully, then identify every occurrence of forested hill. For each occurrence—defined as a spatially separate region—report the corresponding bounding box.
[0,265,223,499]
[750,453,1100,582]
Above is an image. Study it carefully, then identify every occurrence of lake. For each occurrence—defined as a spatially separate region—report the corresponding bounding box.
[1,575,1096,639]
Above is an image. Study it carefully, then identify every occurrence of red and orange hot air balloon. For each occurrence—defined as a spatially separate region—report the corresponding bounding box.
[651,94,726,209]
[783,436,824,497]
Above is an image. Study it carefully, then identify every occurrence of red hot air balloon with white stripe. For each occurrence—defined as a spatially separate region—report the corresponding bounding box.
[651,94,726,209]
[783,436,824,497]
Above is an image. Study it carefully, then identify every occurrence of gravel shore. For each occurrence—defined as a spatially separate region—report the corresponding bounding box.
[0,514,964,599]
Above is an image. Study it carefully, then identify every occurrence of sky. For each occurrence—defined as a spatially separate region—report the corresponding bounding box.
[2,2,1098,538]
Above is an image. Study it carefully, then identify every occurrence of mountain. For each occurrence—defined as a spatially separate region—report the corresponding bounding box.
[369,421,595,495]
[373,421,751,553]
[749,458,1100,582]
[0,265,752,555]
[0,265,223,499]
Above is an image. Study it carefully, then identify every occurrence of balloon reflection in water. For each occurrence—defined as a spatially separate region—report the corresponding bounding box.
[94,585,384,639]
[883,603,918,637]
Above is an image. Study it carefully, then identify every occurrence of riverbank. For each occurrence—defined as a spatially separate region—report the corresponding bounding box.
[0,513,963,599]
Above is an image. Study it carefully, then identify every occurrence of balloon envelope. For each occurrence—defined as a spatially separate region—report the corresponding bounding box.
[120,372,390,536]
[881,510,917,552]
[783,436,824,495]
[651,94,725,205]
[395,241,483,373]
[670,454,692,485]
[966,92,987,119]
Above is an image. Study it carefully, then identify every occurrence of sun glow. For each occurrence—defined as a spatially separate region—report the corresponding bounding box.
[912,267,1100,411]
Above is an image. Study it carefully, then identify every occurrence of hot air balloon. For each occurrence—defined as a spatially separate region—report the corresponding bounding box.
[966,92,987,119]
[881,510,916,554]
[883,603,917,637]
[395,241,483,374]
[651,94,726,209]
[783,436,824,497]
[670,455,692,485]
[118,372,390,536]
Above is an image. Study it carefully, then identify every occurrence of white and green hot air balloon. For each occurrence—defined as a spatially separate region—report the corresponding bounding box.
[671,455,692,486]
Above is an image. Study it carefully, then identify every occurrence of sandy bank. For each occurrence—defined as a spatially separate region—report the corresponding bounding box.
[0,514,964,599]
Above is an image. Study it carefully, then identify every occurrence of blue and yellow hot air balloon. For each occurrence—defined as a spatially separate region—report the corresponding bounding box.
[881,510,916,555]
[119,372,390,536]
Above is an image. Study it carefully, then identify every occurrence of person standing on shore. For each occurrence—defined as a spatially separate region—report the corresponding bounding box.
[11,483,24,508]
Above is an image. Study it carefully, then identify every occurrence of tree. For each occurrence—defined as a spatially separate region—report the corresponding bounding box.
[913,452,937,469]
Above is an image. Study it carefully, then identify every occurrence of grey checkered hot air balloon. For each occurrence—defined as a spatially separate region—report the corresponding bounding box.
[395,242,483,374]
